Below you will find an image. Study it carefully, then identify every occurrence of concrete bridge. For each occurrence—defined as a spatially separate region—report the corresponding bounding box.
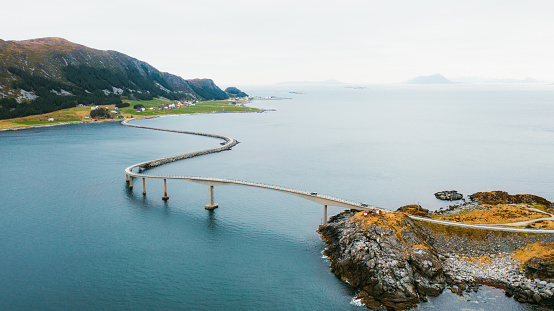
[123,118,554,233]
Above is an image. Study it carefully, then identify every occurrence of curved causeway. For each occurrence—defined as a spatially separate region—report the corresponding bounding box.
[122,117,554,233]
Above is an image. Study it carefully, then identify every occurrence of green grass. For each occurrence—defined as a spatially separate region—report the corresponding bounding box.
[0,98,261,130]
[13,119,81,125]
[528,203,550,212]
[120,98,260,117]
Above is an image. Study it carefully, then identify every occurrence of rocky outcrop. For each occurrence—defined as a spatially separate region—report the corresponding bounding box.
[396,204,430,217]
[434,190,463,201]
[318,211,445,310]
[472,191,554,209]
[525,257,554,281]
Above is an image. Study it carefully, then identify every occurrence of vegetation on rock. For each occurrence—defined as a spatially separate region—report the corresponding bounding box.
[472,191,553,210]
[225,86,248,97]
[396,204,430,217]
[434,204,545,224]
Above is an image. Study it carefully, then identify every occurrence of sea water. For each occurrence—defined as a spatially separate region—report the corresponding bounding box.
[1,84,553,310]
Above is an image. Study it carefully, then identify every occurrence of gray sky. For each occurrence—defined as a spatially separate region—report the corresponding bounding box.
[3,0,554,85]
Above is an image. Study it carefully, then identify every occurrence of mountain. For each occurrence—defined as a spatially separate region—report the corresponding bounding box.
[405,73,452,84]
[0,37,228,119]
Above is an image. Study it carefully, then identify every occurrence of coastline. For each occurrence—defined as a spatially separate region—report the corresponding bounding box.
[0,118,120,132]
[0,97,266,132]
[0,109,272,132]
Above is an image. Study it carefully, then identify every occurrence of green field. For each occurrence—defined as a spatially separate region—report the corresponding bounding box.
[1,98,261,130]
[120,98,260,117]
[13,119,82,125]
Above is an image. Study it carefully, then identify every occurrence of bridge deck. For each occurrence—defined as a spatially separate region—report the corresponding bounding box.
[122,118,554,234]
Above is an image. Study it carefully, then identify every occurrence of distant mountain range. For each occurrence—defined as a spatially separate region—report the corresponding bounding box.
[405,74,452,84]
[405,73,542,84]
[451,77,540,84]
[0,37,230,119]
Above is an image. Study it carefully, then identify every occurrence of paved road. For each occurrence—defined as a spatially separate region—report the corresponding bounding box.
[489,206,554,227]
[122,118,554,234]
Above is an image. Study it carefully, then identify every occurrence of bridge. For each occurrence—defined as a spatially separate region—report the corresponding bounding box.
[123,118,554,233]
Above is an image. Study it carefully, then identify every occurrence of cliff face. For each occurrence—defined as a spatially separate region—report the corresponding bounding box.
[318,211,445,311]
[0,37,228,118]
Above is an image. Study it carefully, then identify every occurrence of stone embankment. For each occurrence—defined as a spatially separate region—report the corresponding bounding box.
[121,118,238,170]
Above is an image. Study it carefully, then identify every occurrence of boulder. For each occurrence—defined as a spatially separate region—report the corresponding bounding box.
[434,191,463,201]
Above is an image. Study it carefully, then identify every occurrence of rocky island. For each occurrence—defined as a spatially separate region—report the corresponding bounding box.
[319,191,554,310]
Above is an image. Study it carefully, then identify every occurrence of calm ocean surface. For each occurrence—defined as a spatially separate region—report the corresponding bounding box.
[1,84,553,310]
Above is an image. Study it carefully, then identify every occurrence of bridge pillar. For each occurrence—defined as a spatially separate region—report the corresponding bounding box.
[323,205,328,224]
[162,179,169,201]
[129,176,133,189]
[142,178,146,195]
[205,185,218,210]
[126,174,129,182]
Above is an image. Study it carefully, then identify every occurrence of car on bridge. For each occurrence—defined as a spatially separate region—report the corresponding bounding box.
[361,203,368,207]
[310,192,317,196]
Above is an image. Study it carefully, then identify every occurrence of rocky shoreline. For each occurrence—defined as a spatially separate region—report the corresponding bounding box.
[319,210,554,310]
[319,211,446,310]
[434,231,554,308]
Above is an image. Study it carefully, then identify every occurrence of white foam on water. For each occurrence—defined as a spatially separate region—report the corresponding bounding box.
[350,297,364,307]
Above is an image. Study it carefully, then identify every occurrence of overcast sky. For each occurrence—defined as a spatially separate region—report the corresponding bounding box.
[3,0,554,85]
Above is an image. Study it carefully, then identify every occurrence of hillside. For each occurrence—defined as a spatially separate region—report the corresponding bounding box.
[0,37,228,119]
